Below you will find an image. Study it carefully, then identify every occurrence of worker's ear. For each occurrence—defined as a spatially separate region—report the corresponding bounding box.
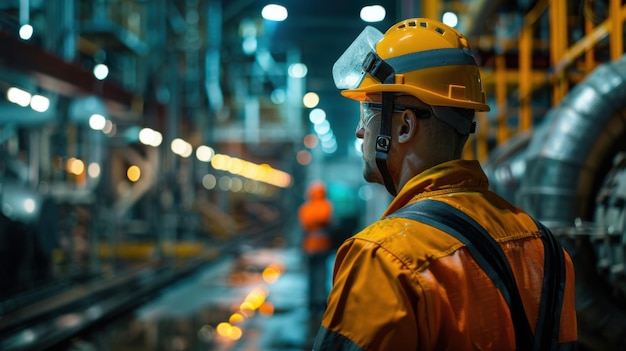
[397,109,419,144]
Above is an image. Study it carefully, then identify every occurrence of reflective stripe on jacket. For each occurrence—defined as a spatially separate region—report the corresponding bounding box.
[314,159,577,350]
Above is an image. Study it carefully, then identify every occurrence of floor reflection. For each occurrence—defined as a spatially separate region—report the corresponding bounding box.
[57,247,313,351]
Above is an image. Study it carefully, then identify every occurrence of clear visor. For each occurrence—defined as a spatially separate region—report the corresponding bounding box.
[333,26,384,90]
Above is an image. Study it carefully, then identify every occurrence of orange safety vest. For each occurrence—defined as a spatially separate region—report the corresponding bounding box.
[314,160,577,350]
[299,183,333,254]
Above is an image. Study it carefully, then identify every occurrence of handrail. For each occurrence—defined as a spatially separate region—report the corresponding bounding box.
[469,0,626,162]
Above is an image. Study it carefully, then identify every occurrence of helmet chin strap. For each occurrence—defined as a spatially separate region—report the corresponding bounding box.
[363,52,398,196]
[375,92,397,196]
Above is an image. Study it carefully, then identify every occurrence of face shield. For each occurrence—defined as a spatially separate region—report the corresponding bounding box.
[332,26,390,90]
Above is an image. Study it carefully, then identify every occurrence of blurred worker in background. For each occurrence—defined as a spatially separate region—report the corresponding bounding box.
[313,18,577,350]
[298,181,333,332]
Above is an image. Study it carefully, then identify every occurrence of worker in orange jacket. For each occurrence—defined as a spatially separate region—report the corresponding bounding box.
[313,18,577,350]
[299,182,334,326]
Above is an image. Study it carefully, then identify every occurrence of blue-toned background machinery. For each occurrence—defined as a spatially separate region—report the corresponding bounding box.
[486,56,626,349]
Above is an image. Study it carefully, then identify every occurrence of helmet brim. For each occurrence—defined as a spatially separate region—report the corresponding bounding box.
[341,84,491,112]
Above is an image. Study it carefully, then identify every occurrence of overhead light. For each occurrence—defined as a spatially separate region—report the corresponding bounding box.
[30,95,49,112]
[239,18,257,37]
[66,157,85,176]
[319,129,334,142]
[88,163,101,178]
[202,174,217,190]
[127,165,141,182]
[309,108,326,124]
[102,120,116,135]
[262,4,288,22]
[7,87,31,107]
[23,198,36,214]
[303,92,319,108]
[19,0,32,40]
[7,87,49,112]
[296,150,312,166]
[19,24,33,40]
[93,64,109,80]
[321,137,337,154]
[303,134,318,149]
[442,12,459,28]
[314,120,330,135]
[242,36,257,54]
[139,128,163,147]
[360,5,386,23]
[171,138,192,157]
[89,114,107,130]
[271,88,286,104]
[288,63,307,78]
[196,145,215,162]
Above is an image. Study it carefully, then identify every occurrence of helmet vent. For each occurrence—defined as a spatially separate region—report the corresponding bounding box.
[419,22,427,28]
[399,20,419,29]
[435,27,445,35]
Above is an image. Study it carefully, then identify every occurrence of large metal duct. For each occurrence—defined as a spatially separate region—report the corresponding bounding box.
[518,56,626,226]
[486,56,626,349]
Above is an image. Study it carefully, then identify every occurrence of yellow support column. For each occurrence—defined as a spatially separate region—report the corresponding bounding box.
[611,0,624,60]
[550,0,568,105]
[519,25,532,132]
[476,112,489,161]
[584,17,596,72]
[495,53,508,144]
[421,0,441,20]
[519,0,549,132]
[555,6,626,74]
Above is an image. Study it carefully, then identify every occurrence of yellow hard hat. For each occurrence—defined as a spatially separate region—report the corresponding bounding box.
[333,18,490,111]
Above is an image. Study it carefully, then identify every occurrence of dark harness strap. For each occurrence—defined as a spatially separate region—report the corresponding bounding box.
[387,199,566,350]
[532,219,566,350]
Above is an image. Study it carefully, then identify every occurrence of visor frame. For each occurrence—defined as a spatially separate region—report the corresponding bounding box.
[332,26,385,90]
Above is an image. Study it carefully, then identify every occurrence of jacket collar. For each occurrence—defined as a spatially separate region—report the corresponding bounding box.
[382,159,490,217]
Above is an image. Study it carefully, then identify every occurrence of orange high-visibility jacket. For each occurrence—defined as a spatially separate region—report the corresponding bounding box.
[299,182,333,254]
[314,160,577,350]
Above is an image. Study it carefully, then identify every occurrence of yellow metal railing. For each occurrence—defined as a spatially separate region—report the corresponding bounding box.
[464,0,626,162]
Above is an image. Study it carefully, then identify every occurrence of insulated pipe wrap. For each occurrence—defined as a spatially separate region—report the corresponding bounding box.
[518,56,626,225]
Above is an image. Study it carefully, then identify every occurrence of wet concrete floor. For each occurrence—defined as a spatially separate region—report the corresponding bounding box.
[56,246,326,351]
